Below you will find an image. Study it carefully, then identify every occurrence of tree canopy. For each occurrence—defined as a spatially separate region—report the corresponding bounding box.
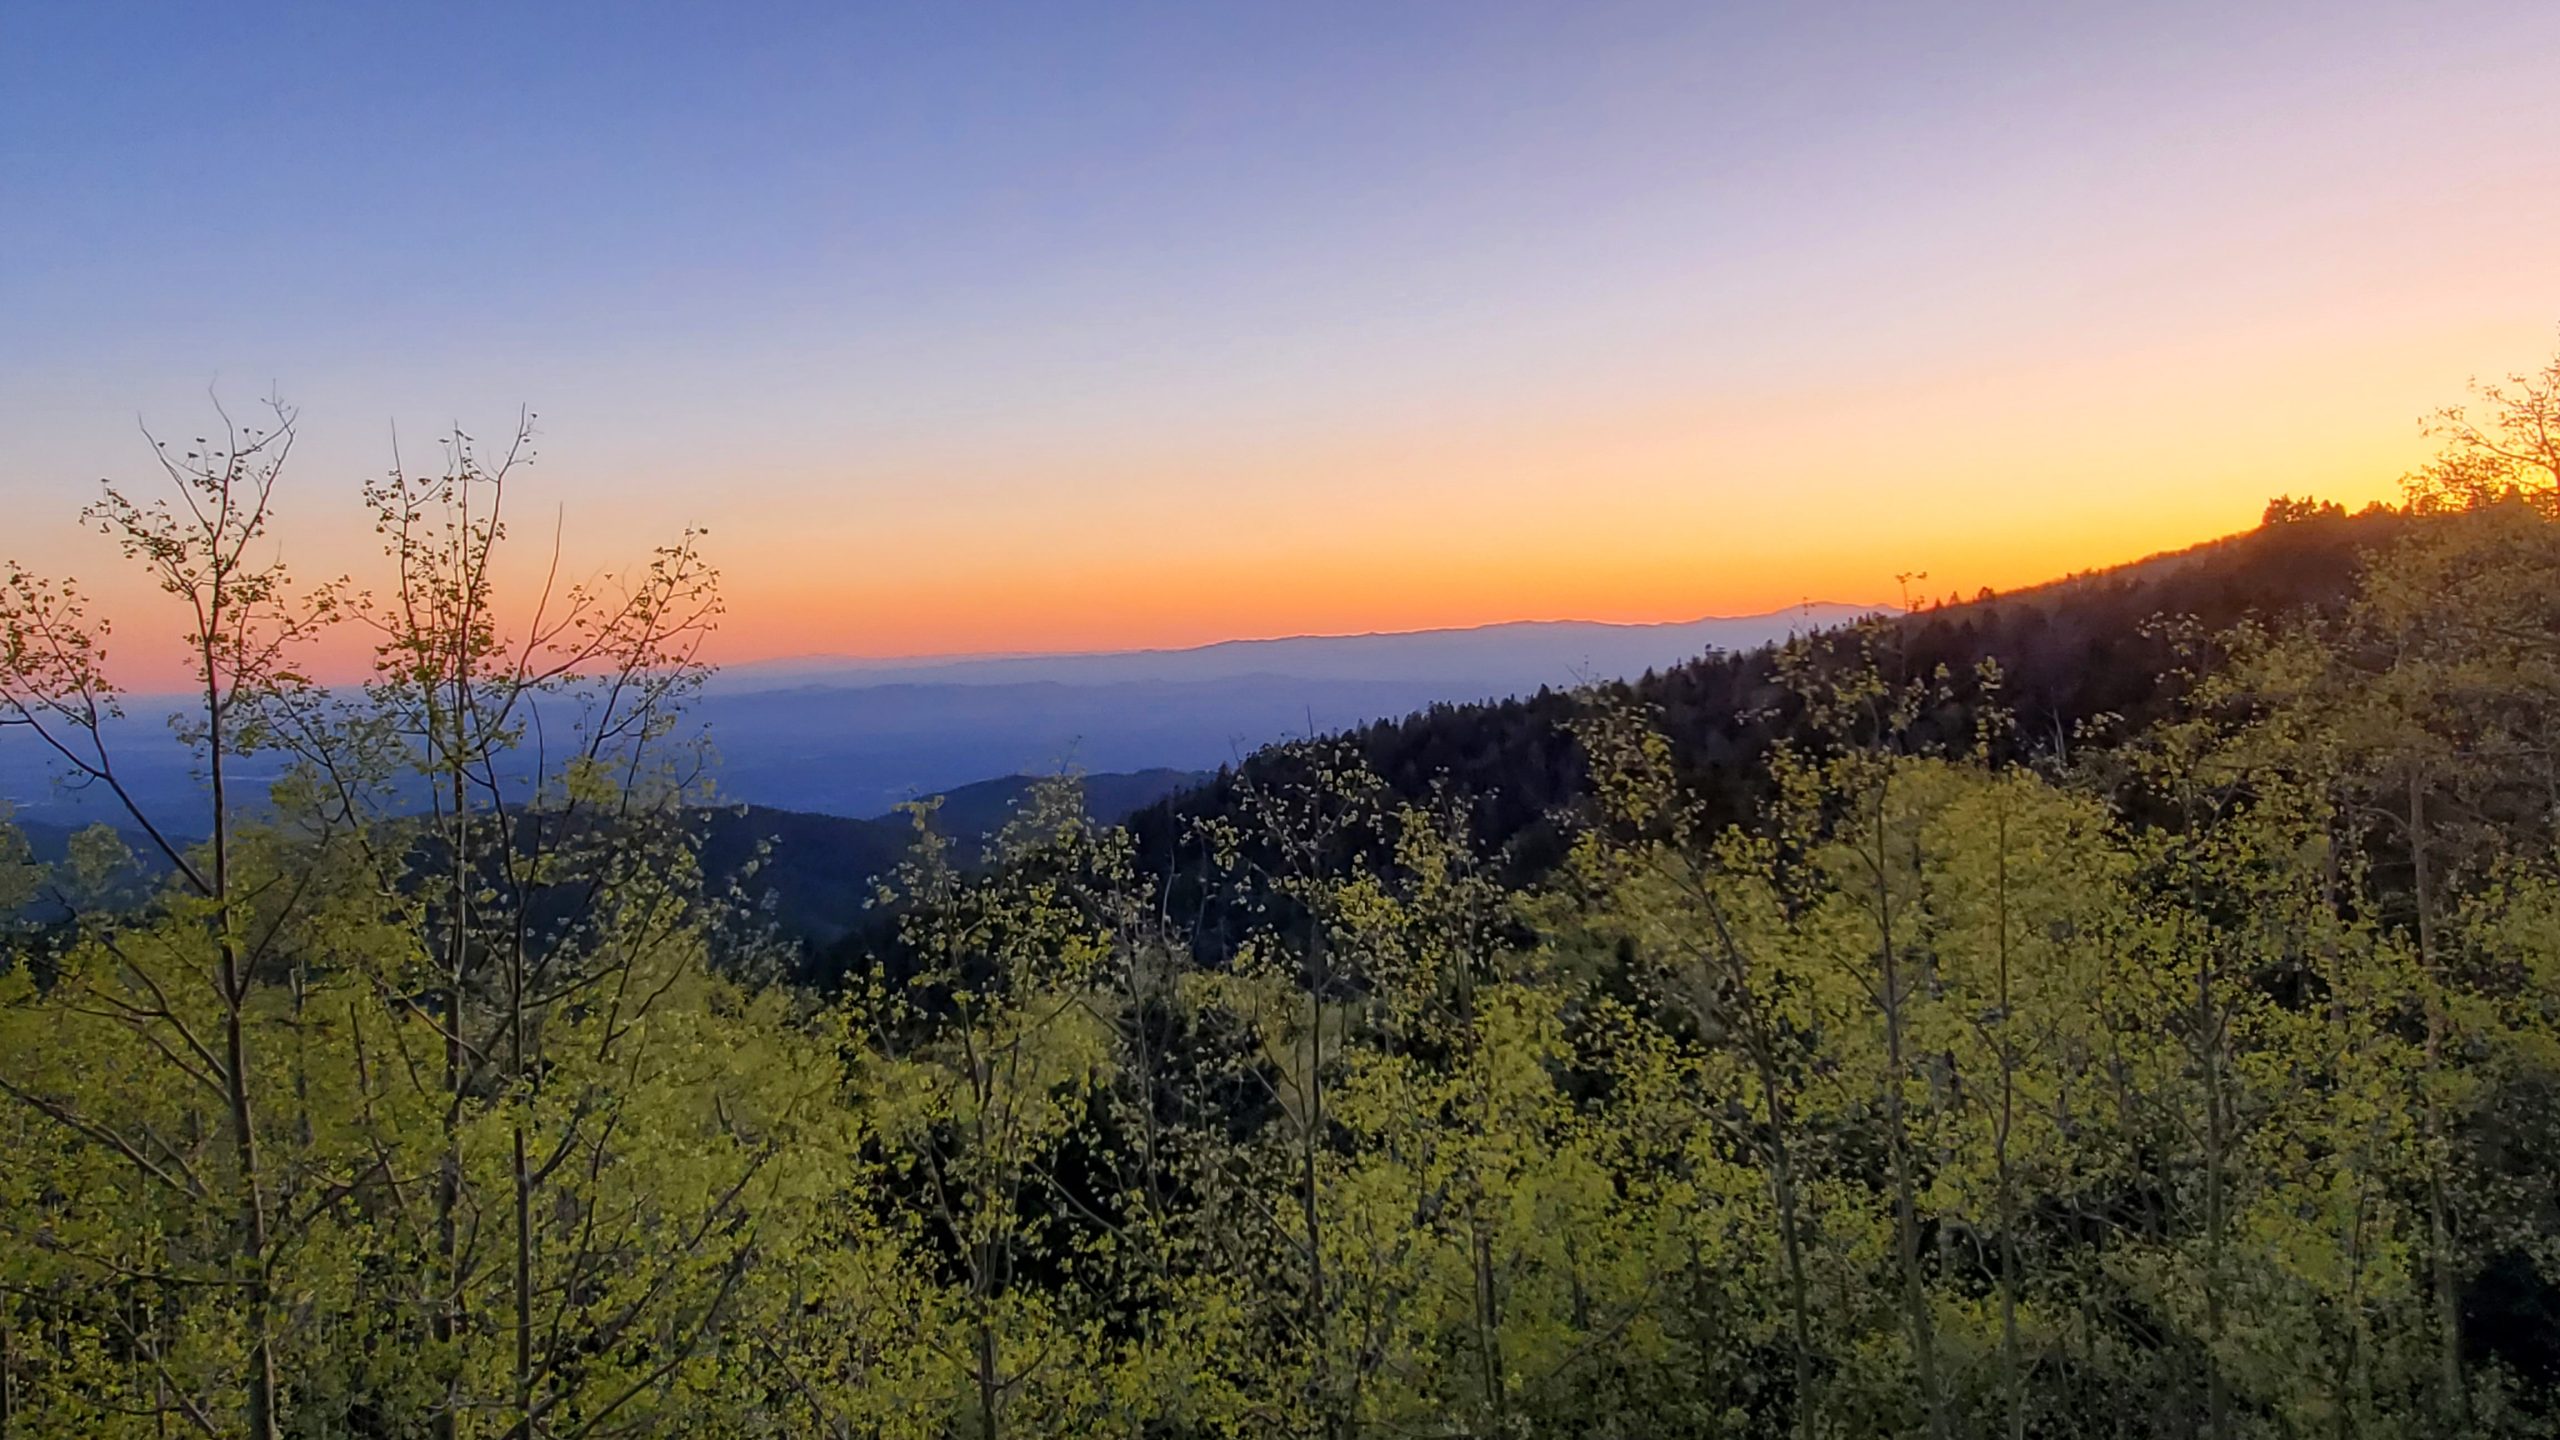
[7,360,2560,1437]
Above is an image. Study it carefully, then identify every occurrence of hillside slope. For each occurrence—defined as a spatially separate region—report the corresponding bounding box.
[698,767,1205,946]
[1128,508,2403,879]
[4,771,1203,946]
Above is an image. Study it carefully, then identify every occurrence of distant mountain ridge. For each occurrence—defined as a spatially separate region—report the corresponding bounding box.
[668,606,1874,816]
[710,604,1878,693]
[6,607,1869,826]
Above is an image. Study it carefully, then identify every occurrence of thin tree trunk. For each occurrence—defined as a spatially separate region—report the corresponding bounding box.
[2200,918,2227,1440]
[206,636,282,1440]
[512,1123,534,1439]
[509,834,536,1440]
[436,727,472,1440]
[1874,782,1946,1440]
[1473,1226,1506,1425]
[1993,803,2026,1440]
[976,1297,1003,1440]
[1303,917,1341,1440]
[1458,963,1508,1433]
[2410,771,2468,1424]
[1756,1044,1819,1440]
[1702,872,1818,1438]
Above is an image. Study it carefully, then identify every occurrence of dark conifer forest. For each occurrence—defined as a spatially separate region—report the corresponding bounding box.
[6,354,2560,1438]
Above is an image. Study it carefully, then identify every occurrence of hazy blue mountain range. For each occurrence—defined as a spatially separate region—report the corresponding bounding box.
[711,605,1873,692]
[687,605,1870,814]
[3,606,1864,824]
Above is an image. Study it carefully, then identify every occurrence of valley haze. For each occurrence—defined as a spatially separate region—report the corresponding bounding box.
[2,604,1871,826]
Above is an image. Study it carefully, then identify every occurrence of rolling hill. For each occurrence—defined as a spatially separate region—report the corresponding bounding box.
[1124,507,2405,892]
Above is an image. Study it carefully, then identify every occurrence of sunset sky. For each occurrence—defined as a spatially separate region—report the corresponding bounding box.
[6,2,2559,686]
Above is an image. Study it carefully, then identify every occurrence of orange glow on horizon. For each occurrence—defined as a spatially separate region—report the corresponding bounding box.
[697,502,2327,667]
[685,315,2455,669]
[21,314,2525,693]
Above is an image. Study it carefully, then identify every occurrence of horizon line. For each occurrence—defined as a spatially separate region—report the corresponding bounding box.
[724,598,1892,674]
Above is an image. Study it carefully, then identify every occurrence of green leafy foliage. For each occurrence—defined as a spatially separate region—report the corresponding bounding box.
[8,364,2560,1437]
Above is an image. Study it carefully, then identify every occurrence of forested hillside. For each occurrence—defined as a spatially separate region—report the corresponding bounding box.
[4,355,2559,1438]
[1133,500,2405,879]
[695,769,1204,947]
